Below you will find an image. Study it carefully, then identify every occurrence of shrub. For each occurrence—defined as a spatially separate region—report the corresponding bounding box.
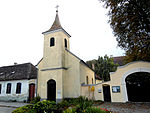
[12,104,35,113]
[63,108,76,113]
[76,96,93,112]
[33,100,58,113]
[30,95,41,104]
[58,100,70,108]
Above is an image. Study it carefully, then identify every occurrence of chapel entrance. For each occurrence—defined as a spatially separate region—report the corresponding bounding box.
[29,83,35,101]
[103,85,111,102]
[126,72,150,102]
[47,79,56,101]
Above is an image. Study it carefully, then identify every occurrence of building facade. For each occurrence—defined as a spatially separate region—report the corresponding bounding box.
[0,63,37,102]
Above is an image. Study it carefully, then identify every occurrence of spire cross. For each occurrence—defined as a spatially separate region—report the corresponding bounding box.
[55,5,59,12]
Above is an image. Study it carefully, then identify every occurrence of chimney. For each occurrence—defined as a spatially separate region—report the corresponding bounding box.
[14,62,17,65]
[92,63,95,70]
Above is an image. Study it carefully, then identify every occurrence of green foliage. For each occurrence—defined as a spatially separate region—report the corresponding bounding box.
[86,55,118,81]
[63,107,110,113]
[13,100,61,113]
[63,108,76,113]
[75,96,93,112]
[12,97,108,113]
[99,0,150,62]
[33,100,59,113]
[57,100,71,109]
[12,104,35,113]
[30,95,41,104]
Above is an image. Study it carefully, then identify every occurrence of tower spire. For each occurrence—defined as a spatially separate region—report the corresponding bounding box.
[42,6,71,37]
[49,6,62,31]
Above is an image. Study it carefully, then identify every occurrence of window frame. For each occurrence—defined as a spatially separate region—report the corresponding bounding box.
[112,86,121,93]
[64,38,67,48]
[92,78,94,84]
[86,76,89,84]
[16,82,22,94]
[0,84,2,94]
[50,37,55,47]
[6,83,11,94]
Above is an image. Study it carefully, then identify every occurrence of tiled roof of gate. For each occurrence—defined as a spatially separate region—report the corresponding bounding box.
[0,63,37,81]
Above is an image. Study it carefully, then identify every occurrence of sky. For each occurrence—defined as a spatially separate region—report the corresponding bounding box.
[0,0,124,67]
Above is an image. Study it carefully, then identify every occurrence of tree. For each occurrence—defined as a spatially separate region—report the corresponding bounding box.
[86,55,118,81]
[99,0,150,62]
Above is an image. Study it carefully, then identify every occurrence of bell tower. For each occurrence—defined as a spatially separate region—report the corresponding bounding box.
[42,10,71,69]
[37,9,71,102]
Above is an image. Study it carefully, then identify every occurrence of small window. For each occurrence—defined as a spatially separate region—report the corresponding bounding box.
[112,86,120,93]
[50,37,55,47]
[86,76,89,84]
[64,39,67,48]
[16,83,22,94]
[0,84,2,94]
[6,83,11,94]
[92,78,93,84]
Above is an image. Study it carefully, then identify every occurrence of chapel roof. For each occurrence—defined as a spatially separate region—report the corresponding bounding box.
[0,63,37,81]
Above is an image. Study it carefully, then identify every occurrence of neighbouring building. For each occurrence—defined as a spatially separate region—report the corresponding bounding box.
[0,63,37,102]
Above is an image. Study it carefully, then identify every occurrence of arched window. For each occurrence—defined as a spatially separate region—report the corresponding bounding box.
[6,83,11,94]
[86,76,89,84]
[16,83,22,94]
[0,84,2,94]
[64,39,67,48]
[50,37,55,47]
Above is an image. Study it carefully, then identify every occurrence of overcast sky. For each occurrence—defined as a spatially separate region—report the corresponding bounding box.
[0,0,124,67]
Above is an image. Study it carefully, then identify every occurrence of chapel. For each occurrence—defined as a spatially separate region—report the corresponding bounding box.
[37,10,95,102]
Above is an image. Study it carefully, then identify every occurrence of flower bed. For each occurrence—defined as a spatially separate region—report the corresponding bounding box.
[12,96,110,113]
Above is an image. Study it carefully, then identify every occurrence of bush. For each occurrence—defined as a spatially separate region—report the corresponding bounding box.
[33,100,60,113]
[13,97,109,113]
[63,108,76,113]
[76,96,93,112]
[13,100,62,113]
[30,95,41,104]
[12,104,35,113]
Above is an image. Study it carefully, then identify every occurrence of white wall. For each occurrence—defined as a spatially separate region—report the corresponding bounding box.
[0,79,31,102]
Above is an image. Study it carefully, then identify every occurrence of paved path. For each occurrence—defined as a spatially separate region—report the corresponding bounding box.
[97,102,150,113]
[0,101,29,113]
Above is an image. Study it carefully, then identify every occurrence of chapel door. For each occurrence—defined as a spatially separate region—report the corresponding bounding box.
[29,83,35,101]
[47,79,56,101]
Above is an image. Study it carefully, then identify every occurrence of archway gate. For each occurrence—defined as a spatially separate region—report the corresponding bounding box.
[109,61,150,102]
